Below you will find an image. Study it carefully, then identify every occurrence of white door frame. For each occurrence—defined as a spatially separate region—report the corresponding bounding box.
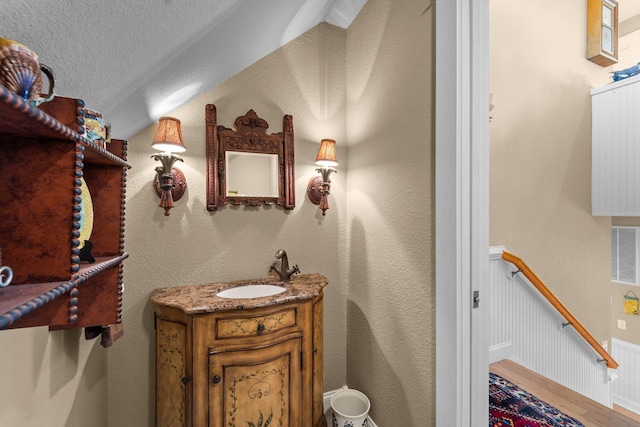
[435,0,489,425]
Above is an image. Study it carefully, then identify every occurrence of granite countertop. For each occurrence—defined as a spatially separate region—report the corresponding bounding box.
[149,273,328,314]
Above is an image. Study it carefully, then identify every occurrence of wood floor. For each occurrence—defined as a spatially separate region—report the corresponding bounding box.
[490,359,640,427]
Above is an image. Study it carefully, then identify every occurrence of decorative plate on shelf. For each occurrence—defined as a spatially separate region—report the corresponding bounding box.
[79,178,94,249]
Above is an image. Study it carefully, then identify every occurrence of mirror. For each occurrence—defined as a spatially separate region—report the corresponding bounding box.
[205,104,295,210]
[226,152,278,197]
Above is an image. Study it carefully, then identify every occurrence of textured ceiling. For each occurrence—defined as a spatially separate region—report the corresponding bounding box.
[1,0,366,138]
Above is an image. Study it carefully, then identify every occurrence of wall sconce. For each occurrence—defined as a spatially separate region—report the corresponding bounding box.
[307,139,338,216]
[151,117,187,216]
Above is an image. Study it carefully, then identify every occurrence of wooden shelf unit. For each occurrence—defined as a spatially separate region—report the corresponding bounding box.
[0,86,129,331]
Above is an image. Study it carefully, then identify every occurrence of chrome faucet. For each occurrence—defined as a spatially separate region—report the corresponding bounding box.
[269,249,300,281]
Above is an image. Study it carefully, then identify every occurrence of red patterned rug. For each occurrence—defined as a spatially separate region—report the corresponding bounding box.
[489,372,585,427]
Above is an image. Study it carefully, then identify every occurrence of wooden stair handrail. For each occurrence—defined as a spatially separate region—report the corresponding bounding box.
[501,251,618,369]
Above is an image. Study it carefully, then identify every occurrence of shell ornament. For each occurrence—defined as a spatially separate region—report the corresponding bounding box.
[0,38,54,105]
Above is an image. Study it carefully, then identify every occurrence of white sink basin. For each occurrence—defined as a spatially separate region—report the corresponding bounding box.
[216,284,287,299]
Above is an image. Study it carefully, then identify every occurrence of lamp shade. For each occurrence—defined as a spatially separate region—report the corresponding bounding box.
[152,117,186,153]
[315,139,338,167]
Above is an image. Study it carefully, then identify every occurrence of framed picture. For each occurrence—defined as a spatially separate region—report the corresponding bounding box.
[587,0,618,67]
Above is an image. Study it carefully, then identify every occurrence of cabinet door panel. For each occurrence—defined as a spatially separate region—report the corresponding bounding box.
[312,299,324,426]
[209,338,302,427]
[156,317,188,427]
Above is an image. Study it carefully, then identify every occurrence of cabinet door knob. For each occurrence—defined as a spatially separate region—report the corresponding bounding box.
[181,376,192,385]
[212,375,221,384]
[257,323,265,333]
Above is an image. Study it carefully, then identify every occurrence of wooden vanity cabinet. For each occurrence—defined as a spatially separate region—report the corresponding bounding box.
[152,275,327,427]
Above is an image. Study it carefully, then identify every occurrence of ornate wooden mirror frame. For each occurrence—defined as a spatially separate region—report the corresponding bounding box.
[205,104,295,211]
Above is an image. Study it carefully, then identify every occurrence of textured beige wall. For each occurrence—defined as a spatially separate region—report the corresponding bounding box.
[490,0,615,344]
[611,282,640,345]
[107,24,348,426]
[345,1,436,425]
[0,328,108,426]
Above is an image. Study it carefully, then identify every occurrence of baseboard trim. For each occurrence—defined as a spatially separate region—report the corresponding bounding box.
[613,397,640,416]
[489,341,513,364]
[323,388,377,427]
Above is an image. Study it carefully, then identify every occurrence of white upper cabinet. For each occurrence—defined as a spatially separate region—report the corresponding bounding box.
[592,74,640,216]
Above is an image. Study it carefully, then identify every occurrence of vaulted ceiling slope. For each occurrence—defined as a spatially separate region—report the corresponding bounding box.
[2,0,366,138]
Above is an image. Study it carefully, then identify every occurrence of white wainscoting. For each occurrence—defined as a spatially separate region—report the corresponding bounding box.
[489,247,613,407]
[612,338,640,414]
